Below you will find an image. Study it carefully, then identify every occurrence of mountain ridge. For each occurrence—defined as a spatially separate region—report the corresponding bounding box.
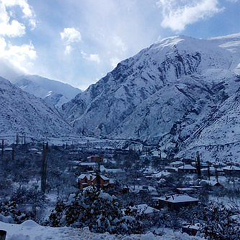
[12,75,81,108]
[61,33,240,162]
[0,76,74,141]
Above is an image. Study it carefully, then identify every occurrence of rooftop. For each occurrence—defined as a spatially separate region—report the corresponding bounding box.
[158,194,199,203]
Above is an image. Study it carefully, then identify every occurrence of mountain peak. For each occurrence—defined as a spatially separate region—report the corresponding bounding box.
[12,75,81,108]
[62,33,240,162]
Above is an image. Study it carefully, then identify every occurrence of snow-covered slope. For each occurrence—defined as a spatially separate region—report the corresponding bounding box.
[0,220,204,240]
[0,76,73,140]
[12,75,81,108]
[62,33,240,162]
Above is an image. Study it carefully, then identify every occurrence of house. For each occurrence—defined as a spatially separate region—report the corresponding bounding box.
[176,187,197,194]
[128,142,143,152]
[87,155,104,163]
[201,166,216,175]
[100,165,125,174]
[170,161,183,168]
[223,165,240,176]
[178,165,197,174]
[182,159,194,165]
[128,204,159,216]
[199,180,224,190]
[156,194,199,210]
[142,145,155,153]
[77,173,111,190]
[3,147,13,152]
[78,162,98,172]
[152,170,171,180]
[165,166,178,173]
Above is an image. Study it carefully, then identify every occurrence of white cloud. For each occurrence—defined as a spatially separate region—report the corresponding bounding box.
[0,37,37,73]
[64,45,73,55]
[0,37,7,53]
[157,0,223,32]
[0,3,26,37]
[81,51,101,64]
[0,19,26,37]
[60,27,81,55]
[2,0,33,16]
[88,54,100,64]
[113,35,127,53]
[0,0,37,75]
[60,28,81,44]
[1,0,36,30]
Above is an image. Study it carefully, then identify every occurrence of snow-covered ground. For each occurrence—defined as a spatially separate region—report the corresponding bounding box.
[0,220,205,240]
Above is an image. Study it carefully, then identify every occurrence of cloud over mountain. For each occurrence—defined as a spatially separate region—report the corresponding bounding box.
[157,0,223,32]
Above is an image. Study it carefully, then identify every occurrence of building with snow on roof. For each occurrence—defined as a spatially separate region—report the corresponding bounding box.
[178,165,197,174]
[77,173,112,190]
[223,165,240,176]
[156,194,199,210]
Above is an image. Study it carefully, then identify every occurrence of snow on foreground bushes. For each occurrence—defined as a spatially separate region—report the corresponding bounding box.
[47,188,143,234]
[0,220,205,240]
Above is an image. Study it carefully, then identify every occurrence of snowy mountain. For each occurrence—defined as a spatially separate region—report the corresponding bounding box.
[12,75,81,108]
[62,33,240,162]
[0,76,74,140]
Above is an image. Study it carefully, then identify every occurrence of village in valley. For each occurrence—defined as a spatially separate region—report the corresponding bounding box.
[0,137,240,239]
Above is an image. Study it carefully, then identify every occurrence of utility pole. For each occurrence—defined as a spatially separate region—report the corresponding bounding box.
[1,139,4,162]
[96,162,101,191]
[41,142,49,193]
[93,156,103,191]
[215,166,219,183]
[207,163,211,180]
[16,133,19,145]
[12,144,15,162]
[196,151,202,179]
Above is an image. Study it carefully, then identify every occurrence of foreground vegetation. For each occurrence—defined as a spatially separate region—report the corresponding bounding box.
[0,142,240,239]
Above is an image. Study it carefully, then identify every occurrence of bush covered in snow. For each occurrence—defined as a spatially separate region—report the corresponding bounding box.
[0,187,45,224]
[48,187,143,234]
[201,203,240,240]
[0,200,35,224]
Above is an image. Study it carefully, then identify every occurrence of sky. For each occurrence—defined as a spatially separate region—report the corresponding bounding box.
[0,0,239,90]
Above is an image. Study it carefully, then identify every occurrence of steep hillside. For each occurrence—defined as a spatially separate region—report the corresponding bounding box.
[0,77,74,140]
[62,33,240,161]
[12,75,81,108]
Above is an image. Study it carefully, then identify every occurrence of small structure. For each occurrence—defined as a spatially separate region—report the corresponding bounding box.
[182,224,200,236]
[3,147,13,152]
[129,204,159,216]
[77,173,110,190]
[201,166,215,174]
[199,180,224,190]
[170,161,183,168]
[182,158,194,165]
[176,187,197,194]
[178,165,197,174]
[152,170,171,179]
[78,162,98,172]
[223,165,240,176]
[165,166,178,173]
[156,194,199,210]
[87,155,104,163]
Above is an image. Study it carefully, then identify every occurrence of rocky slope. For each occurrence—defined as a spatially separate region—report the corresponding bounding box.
[62,33,240,162]
[0,76,74,140]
